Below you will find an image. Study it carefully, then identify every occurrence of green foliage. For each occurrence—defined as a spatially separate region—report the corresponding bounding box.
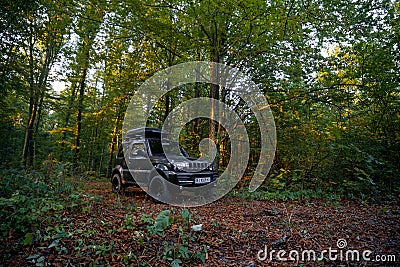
[23,232,34,246]
[162,222,207,266]
[123,214,136,230]
[140,213,154,225]
[141,209,207,266]
[0,168,91,240]
[147,210,173,236]
[180,209,191,225]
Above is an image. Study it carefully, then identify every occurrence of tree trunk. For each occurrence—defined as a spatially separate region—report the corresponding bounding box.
[60,82,77,162]
[22,115,36,167]
[22,24,37,168]
[164,94,170,122]
[73,67,87,173]
[106,113,121,177]
[209,52,221,171]
[22,20,55,167]
[193,47,201,131]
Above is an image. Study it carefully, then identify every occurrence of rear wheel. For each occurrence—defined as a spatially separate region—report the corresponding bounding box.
[111,173,124,194]
[148,176,171,204]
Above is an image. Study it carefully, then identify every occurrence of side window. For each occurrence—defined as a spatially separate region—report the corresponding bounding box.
[130,143,146,158]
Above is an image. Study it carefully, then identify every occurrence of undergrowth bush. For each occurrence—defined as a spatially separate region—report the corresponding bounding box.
[0,166,88,242]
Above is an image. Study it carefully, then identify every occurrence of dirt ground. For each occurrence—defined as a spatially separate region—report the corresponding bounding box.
[2,182,399,266]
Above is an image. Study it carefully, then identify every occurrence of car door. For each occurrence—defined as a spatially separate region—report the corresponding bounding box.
[127,142,152,184]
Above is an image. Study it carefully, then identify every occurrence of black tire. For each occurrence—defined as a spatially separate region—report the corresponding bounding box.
[111,173,124,194]
[148,176,171,204]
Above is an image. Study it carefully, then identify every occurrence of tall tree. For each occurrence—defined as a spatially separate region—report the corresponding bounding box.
[19,0,72,167]
[71,0,105,171]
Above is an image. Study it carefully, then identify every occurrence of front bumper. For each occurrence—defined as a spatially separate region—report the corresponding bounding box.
[165,170,218,187]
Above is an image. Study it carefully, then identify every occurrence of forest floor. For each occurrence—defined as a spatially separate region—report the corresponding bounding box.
[2,181,399,267]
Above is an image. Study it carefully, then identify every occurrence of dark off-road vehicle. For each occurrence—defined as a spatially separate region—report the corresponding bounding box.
[110,127,218,203]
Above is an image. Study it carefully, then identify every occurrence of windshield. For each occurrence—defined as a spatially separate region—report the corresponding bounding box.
[148,139,189,157]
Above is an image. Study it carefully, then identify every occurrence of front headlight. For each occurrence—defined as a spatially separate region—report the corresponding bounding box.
[156,164,169,171]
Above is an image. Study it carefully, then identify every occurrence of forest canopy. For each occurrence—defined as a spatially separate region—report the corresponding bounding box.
[1,0,399,199]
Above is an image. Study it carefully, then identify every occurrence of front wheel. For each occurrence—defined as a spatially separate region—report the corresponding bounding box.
[148,176,171,204]
[111,173,124,194]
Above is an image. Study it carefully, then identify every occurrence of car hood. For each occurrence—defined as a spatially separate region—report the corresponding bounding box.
[150,155,212,170]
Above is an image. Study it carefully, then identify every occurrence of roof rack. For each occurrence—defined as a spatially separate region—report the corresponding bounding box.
[125,127,169,140]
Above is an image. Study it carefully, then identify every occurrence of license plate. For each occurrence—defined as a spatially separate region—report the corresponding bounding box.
[195,177,211,184]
